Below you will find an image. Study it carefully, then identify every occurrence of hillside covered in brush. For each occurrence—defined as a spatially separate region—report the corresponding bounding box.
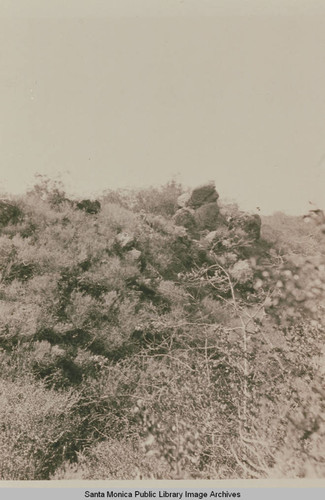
[0,179,324,480]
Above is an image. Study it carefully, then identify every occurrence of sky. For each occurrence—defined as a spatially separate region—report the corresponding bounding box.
[1,1,325,214]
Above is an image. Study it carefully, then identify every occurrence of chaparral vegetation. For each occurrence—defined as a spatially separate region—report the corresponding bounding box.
[0,178,324,480]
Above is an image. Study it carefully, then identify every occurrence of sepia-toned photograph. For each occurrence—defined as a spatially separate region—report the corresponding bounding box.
[0,0,325,485]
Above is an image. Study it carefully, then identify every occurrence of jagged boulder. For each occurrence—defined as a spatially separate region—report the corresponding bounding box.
[187,183,219,209]
[177,192,191,208]
[173,208,197,234]
[0,200,22,227]
[115,232,135,250]
[126,248,142,262]
[76,199,101,214]
[194,202,220,231]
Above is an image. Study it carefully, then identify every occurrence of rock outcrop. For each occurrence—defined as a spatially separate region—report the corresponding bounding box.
[194,202,220,231]
[174,183,220,234]
[126,248,142,262]
[115,232,135,250]
[174,183,261,243]
[187,183,219,208]
[173,208,197,234]
[177,192,191,208]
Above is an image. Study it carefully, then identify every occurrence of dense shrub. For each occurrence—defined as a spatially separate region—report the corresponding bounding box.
[0,200,23,227]
[51,438,172,480]
[0,178,324,479]
[102,181,183,217]
[0,376,81,479]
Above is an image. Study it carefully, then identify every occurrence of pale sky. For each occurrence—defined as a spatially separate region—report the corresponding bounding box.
[1,1,325,214]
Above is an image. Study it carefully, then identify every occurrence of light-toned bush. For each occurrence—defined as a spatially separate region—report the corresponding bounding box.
[0,377,80,479]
